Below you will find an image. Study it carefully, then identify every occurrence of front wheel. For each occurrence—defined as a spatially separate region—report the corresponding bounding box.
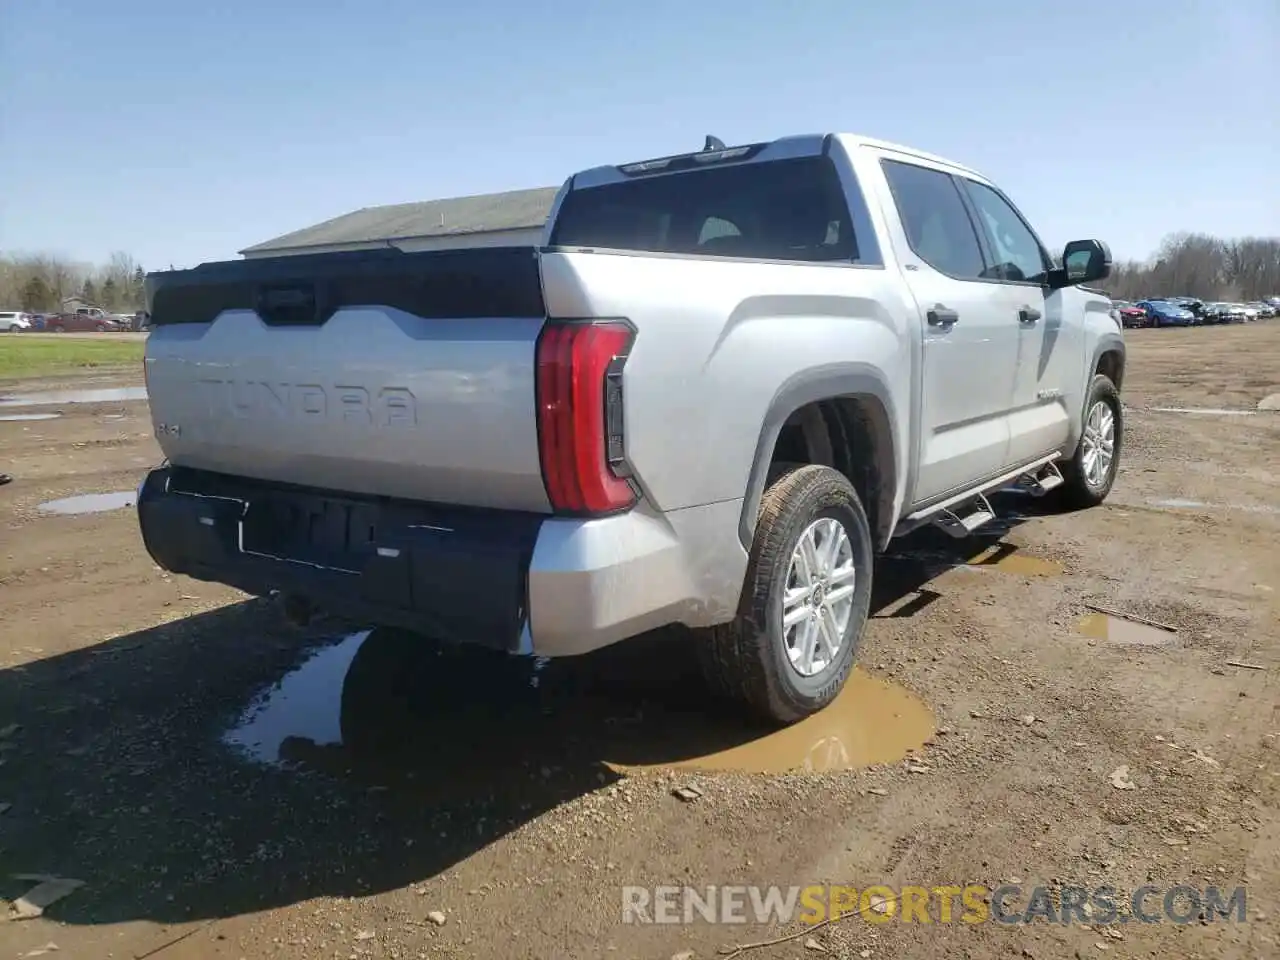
[697,464,874,725]
[1060,374,1122,509]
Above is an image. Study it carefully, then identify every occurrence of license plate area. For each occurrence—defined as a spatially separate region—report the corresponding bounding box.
[241,492,381,572]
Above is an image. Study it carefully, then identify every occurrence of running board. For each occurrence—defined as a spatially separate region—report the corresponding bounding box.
[1012,461,1065,497]
[934,492,995,539]
[901,454,1062,538]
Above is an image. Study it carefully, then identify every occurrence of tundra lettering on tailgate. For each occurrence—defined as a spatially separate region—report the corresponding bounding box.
[199,378,417,427]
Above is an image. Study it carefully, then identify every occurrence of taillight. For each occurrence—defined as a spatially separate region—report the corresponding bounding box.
[535,320,636,515]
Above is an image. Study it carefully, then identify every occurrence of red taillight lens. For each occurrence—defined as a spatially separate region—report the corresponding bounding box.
[535,320,636,515]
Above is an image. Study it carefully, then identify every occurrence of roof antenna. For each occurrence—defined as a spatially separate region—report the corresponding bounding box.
[703,135,726,152]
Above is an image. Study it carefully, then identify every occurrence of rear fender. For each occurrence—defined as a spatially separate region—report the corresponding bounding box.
[739,364,901,552]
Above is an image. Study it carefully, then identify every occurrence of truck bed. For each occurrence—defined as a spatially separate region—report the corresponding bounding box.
[144,246,552,512]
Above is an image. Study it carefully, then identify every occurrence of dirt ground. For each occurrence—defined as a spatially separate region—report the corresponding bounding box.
[1,325,1277,960]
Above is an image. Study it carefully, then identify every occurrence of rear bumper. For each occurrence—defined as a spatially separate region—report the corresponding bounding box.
[138,466,540,652]
[137,466,746,657]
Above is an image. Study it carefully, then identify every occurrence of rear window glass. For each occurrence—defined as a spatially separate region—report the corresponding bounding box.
[551,156,864,263]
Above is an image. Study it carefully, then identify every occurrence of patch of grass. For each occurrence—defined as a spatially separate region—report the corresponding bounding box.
[0,335,144,380]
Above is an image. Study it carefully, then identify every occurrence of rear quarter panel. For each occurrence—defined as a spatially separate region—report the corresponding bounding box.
[538,250,917,521]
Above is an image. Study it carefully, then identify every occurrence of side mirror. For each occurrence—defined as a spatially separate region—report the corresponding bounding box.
[1052,239,1112,289]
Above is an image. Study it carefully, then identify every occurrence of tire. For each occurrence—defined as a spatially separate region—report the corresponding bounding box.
[52,324,65,333]
[697,464,874,725]
[95,323,106,332]
[1060,374,1122,509]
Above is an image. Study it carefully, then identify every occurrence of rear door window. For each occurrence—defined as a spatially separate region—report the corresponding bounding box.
[552,156,872,264]
[881,159,987,280]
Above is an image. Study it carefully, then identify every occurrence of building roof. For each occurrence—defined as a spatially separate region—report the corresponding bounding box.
[241,185,560,255]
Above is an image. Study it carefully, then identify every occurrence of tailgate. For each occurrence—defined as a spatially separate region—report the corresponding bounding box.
[144,246,551,513]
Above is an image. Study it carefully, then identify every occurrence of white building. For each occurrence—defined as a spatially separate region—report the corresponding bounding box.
[240,186,559,259]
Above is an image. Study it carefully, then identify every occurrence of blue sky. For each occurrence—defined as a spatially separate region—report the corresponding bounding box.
[2,0,1276,270]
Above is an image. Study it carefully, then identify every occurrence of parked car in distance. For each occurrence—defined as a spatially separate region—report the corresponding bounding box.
[1199,302,1227,324]
[1136,299,1196,327]
[1245,301,1273,319]
[0,310,32,332]
[138,131,1125,724]
[1164,297,1206,323]
[1111,300,1149,328]
[46,307,124,333]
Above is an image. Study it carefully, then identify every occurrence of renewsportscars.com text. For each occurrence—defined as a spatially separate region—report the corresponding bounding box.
[621,884,1248,925]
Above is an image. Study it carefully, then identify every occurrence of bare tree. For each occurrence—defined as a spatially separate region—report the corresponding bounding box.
[1094,234,1280,302]
[0,252,145,312]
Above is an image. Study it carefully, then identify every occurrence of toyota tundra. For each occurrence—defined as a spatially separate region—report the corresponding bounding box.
[138,132,1124,723]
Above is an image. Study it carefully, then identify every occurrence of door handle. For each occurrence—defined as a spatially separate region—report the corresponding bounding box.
[1018,306,1042,323]
[927,304,960,326]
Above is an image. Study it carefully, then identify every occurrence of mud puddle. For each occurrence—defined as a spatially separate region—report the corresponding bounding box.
[224,632,369,758]
[38,491,137,515]
[224,628,935,784]
[965,543,1062,576]
[1078,612,1177,647]
[884,541,1060,578]
[0,386,147,407]
[611,672,934,774]
[0,413,62,422]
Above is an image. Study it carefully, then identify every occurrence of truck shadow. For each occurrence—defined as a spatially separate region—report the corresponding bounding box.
[0,497,1043,926]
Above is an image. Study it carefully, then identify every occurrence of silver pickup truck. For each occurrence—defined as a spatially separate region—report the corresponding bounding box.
[138,132,1124,724]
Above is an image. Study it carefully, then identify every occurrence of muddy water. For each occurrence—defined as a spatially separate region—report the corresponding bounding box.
[965,543,1062,577]
[38,491,137,515]
[224,628,935,781]
[1078,612,1177,647]
[885,542,1062,578]
[0,386,147,407]
[609,671,934,775]
[224,632,369,759]
[0,413,62,422]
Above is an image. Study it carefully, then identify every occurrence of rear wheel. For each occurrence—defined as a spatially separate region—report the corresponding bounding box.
[1060,374,1122,509]
[697,464,873,725]
[52,324,65,333]
[95,323,106,332]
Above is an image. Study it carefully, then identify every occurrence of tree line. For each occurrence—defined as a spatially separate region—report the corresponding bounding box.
[1095,233,1279,303]
[3,232,1278,314]
[0,251,148,314]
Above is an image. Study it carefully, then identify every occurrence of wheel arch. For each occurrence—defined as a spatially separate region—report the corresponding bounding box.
[1091,333,1126,391]
[738,365,901,553]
